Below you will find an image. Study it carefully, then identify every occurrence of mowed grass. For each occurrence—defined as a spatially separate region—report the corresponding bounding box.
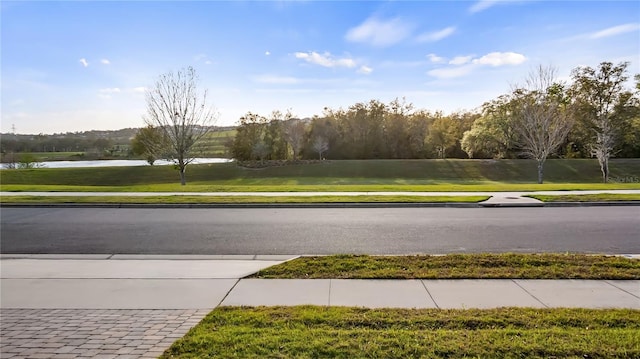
[0,195,489,204]
[1,159,639,192]
[160,306,640,359]
[253,254,640,279]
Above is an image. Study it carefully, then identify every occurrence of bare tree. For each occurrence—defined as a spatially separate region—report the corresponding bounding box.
[512,65,574,184]
[312,136,329,159]
[570,62,630,182]
[283,117,306,160]
[143,67,217,185]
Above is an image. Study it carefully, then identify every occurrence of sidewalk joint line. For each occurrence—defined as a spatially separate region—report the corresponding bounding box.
[603,280,640,300]
[420,280,440,309]
[511,279,548,308]
[216,279,240,307]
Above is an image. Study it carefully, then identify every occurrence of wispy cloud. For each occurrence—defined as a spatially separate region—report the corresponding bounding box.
[253,74,300,85]
[469,0,499,13]
[589,23,640,39]
[294,51,356,68]
[194,53,214,65]
[428,65,476,79]
[79,58,89,67]
[98,87,120,99]
[472,52,526,66]
[345,16,413,47]
[358,65,373,75]
[469,0,529,14]
[427,54,446,64]
[132,87,146,93]
[265,51,271,56]
[449,56,473,65]
[100,59,110,65]
[416,26,456,42]
[428,51,527,79]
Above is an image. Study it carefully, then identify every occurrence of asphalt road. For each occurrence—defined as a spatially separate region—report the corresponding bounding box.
[1,207,638,255]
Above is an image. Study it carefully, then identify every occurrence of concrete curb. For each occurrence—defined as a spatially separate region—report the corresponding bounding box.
[1,201,638,208]
[0,202,482,208]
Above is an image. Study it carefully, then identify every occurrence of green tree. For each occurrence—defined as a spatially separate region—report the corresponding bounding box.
[131,126,169,165]
[427,113,458,159]
[570,61,633,182]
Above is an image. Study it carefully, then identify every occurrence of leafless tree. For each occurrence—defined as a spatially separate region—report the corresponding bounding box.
[143,67,217,185]
[512,65,574,184]
[312,136,329,159]
[283,118,306,160]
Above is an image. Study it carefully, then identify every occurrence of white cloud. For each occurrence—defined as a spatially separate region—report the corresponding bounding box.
[416,26,456,42]
[358,65,373,75]
[472,52,526,66]
[132,87,146,93]
[294,51,356,68]
[205,60,212,65]
[590,23,640,39]
[79,58,89,67]
[265,51,271,56]
[428,51,527,79]
[449,56,473,65]
[345,16,413,47]
[427,54,446,64]
[100,59,110,65]
[469,0,499,13]
[469,0,530,14]
[253,74,300,84]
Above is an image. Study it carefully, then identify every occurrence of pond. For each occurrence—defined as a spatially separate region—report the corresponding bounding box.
[3,158,232,169]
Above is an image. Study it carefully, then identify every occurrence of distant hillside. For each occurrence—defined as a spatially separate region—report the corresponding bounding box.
[0,126,236,160]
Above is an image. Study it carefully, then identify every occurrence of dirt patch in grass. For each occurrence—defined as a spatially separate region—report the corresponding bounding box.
[252,254,640,279]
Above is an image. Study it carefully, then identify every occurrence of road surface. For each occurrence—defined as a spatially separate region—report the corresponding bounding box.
[1,207,638,254]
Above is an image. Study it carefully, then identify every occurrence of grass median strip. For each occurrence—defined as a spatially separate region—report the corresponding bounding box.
[252,254,640,279]
[160,306,640,358]
[529,194,640,202]
[0,195,489,204]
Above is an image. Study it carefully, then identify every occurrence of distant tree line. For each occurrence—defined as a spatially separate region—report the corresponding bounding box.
[0,129,137,160]
[230,61,639,182]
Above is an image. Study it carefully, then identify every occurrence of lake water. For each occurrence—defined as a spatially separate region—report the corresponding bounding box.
[3,158,232,169]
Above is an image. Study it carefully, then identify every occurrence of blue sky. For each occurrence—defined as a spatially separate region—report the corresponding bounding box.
[2,0,639,134]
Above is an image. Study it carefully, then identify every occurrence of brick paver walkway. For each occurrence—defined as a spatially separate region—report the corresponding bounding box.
[0,309,209,359]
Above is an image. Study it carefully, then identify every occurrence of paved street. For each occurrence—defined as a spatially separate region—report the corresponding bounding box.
[2,207,639,254]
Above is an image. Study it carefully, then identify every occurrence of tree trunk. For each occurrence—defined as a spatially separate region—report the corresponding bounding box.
[600,157,609,183]
[179,167,186,186]
[537,160,544,184]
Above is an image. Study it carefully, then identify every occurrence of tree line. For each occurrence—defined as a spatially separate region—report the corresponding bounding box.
[230,61,639,182]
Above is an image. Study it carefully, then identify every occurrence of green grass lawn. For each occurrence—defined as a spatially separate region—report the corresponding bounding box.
[2,159,639,191]
[529,194,640,202]
[252,254,640,279]
[160,306,640,358]
[0,195,489,204]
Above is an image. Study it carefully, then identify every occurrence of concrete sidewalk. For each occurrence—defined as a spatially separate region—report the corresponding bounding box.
[1,256,639,358]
